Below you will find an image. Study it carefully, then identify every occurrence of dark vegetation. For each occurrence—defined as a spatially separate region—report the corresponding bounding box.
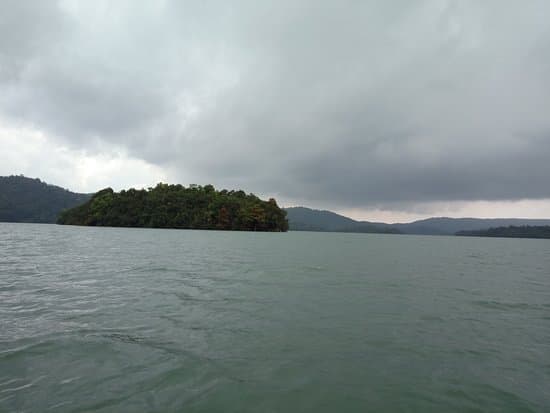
[3,176,550,236]
[456,226,550,239]
[0,175,90,223]
[58,184,288,232]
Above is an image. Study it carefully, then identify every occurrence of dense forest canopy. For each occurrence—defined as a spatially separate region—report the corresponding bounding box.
[4,175,550,235]
[58,183,288,232]
[0,175,90,223]
[456,226,550,239]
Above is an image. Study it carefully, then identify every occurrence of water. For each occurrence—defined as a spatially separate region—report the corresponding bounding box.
[0,223,549,412]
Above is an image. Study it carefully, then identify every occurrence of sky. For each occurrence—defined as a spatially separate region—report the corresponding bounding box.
[1,1,550,223]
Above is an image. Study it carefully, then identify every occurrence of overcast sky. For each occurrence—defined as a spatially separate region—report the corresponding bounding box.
[2,1,550,222]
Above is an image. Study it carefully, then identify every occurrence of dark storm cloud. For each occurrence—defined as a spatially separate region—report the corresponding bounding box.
[1,0,550,207]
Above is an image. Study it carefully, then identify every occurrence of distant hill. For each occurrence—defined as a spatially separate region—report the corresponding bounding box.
[0,175,90,223]
[284,207,400,234]
[4,175,550,235]
[456,226,550,239]
[394,217,550,235]
[284,206,550,235]
[58,184,288,232]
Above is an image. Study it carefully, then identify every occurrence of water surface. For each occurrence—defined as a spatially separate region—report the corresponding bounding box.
[1,223,549,412]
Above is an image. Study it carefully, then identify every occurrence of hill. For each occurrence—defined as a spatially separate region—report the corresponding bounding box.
[0,175,90,223]
[284,207,400,234]
[284,207,550,235]
[394,217,550,235]
[4,175,549,235]
[58,184,288,232]
[456,225,550,239]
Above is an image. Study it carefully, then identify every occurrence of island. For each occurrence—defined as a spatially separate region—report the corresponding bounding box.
[57,183,288,232]
[456,225,550,239]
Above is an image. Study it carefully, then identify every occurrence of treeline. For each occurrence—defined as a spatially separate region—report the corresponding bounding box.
[57,183,288,232]
[456,225,550,239]
[0,175,90,223]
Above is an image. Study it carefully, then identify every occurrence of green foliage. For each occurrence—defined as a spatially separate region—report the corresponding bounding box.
[0,175,90,223]
[58,184,289,232]
[456,226,550,239]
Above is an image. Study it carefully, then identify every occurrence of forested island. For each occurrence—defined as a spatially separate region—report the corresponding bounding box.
[4,175,550,236]
[456,225,550,239]
[57,183,288,232]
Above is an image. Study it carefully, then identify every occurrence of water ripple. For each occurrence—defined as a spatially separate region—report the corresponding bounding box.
[1,223,549,412]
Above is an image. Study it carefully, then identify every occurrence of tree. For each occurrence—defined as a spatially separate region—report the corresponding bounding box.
[58,183,288,232]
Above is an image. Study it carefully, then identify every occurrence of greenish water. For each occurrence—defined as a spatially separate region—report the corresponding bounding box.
[0,223,549,412]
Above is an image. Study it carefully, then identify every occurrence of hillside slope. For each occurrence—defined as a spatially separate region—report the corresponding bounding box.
[0,176,90,223]
[284,206,550,235]
[284,207,400,234]
[394,217,550,235]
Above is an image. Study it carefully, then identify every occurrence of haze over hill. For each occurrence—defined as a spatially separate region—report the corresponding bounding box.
[283,207,398,234]
[2,176,550,236]
[3,3,550,412]
[284,207,550,236]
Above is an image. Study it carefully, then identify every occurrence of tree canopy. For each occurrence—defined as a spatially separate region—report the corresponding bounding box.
[57,183,288,232]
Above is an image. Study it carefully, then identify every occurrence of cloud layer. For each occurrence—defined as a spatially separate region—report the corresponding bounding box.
[1,0,550,211]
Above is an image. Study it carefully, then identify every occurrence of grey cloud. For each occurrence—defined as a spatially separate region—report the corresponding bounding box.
[1,0,550,208]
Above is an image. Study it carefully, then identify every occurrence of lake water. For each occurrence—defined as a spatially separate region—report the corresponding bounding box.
[0,223,549,412]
